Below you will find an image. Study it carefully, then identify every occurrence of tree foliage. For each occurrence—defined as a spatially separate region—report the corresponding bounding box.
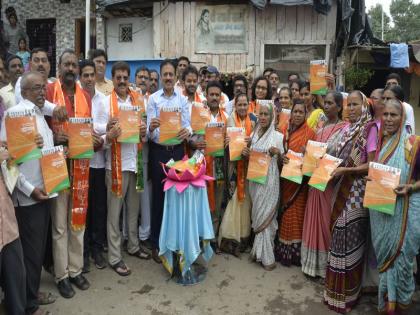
[368,0,420,42]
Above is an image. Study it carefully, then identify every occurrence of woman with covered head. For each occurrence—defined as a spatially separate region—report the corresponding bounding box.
[218,93,256,257]
[369,99,420,315]
[323,90,376,313]
[246,100,283,270]
[277,99,315,266]
[301,91,348,279]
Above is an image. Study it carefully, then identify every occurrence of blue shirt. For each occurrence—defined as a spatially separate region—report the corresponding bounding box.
[147,88,191,143]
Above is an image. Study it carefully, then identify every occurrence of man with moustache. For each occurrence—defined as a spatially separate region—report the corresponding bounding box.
[148,69,159,94]
[182,65,205,114]
[103,61,150,277]
[203,66,229,109]
[147,59,191,263]
[1,71,54,315]
[46,49,93,298]
[77,59,108,272]
[134,66,150,96]
[0,54,24,108]
[174,56,190,92]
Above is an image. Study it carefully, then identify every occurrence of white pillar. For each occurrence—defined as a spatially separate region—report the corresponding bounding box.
[85,0,91,58]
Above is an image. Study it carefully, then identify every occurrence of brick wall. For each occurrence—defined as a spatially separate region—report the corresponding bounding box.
[2,0,86,65]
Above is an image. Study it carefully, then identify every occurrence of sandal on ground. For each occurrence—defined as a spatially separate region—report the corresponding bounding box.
[262,263,277,271]
[110,260,131,276]
[129,248,151,260]
[37,291,56,305]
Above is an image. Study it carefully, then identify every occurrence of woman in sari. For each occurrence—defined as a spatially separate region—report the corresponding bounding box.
[247,102,284,270]
[278,87,293,110]
[300,82,326,131]
[324,91,374,313]
[289,79,302,102]
[301,91,348,278]
[248,76,272,115]
[218,93,256,256]
[277,99,316,266]
[369,99,420,315]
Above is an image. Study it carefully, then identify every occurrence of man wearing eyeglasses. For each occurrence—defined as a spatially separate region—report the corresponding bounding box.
[135,66,150,97]
[0,71,54,315]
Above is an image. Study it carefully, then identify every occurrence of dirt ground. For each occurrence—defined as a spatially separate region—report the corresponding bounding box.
[32,252,420,315]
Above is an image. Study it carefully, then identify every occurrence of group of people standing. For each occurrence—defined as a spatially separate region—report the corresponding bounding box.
[0,44,419,315]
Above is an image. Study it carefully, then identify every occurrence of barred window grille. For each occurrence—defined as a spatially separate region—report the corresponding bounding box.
[119,24,132,42]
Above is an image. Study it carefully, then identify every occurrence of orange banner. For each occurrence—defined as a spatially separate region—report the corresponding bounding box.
[118,106,141,144]
[5,110,41,164]
[363,162,401,215]
[247,150,270,184]
[310,60,327,95]
[308,154,342,191]
[280,150,304,184]
[227,127,246,161]
[191,102,210,135]
[40,146,70,194]
[159,108,182,145]
[302,140,328,176]
[205,122,225,157]
[68,118,94,159]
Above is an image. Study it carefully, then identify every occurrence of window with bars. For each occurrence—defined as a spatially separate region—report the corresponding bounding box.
[119,24,132,42]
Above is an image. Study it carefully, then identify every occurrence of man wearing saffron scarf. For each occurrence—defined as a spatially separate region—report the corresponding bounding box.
[147,59,191,263]
[182,65,205,115]
[46,49,93,298]
[103,61,150,277]
[189,80,227,239]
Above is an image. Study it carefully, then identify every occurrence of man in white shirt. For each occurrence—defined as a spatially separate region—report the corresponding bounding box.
[0,54,24,109]
[78,59,108,272]
[385,73,416,134]
[0,71,53,315]
[104,61,150,276]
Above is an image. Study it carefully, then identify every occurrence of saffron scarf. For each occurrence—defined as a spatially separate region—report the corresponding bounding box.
[110,89,144,197]
[52,80,90,231]
[233,112,252,202]
[206,109,227,212]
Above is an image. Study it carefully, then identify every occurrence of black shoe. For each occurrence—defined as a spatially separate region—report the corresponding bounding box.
[57,278,75,299]
[82,256,90,274]
[92,252,107,269]
[139,239,153,251]
[151,249,162,264]
[69,274,90,290]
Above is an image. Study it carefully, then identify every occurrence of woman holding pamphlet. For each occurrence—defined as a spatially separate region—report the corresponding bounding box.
[368,99,420,315]
[323,91,374,313]
[301,91,348,279]
[248,76,272,115]
[246,101,283,271]
[218,93,256,257]
[300,82,326,131]
[277,99,315,266]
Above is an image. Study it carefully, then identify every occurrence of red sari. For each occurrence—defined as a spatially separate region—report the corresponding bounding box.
[277,122,315,266]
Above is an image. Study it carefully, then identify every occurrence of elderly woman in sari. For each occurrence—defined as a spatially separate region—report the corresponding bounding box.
[323,91,376,313]
[248,76,272,115]
[301,91,348,279]
[218,93,256,256]
[369,99,420,315]
[277,99,316,266]
[245,101,283,270]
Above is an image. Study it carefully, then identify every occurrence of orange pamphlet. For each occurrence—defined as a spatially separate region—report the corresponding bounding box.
[302,140,328,176]
[247,150,270,184]
[227,127,246,161]
[68,118,94,159]
[310,60,327,95]
[277,108,291,132]
[363,162,401,215]
[205,122,225,157]
[308,154,342,191]
[281,150,304,184]
[191,102,210,135]
[118,105,141,144]
[255,99,274,115]
[5,109,41,164]
[159,107,182,145]
[40,146,70,194]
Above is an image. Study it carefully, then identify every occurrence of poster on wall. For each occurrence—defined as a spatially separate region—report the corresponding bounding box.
[195,5,248,54]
